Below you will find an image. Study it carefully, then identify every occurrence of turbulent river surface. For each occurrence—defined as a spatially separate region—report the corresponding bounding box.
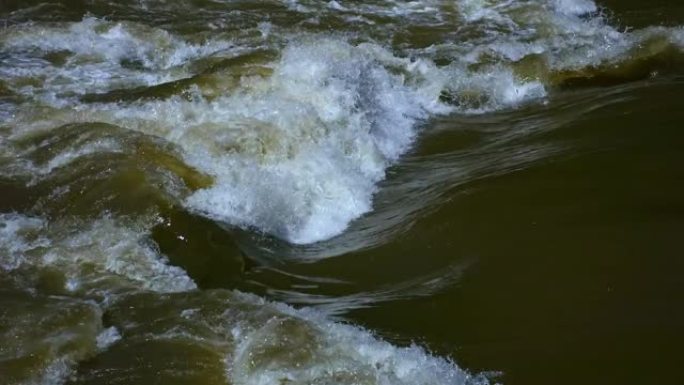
[1,0,683,384]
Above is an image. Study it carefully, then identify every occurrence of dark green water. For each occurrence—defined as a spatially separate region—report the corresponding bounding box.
[1,1,683,384]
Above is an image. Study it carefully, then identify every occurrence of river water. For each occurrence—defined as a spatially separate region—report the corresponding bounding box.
[1,1,683,384]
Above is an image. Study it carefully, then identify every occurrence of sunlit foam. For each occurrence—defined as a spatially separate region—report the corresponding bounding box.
[2,1,684,245]
[0,214,196,293]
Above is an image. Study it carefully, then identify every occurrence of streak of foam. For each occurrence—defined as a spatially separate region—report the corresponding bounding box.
[40,138,123,175]
[265,263,469,317]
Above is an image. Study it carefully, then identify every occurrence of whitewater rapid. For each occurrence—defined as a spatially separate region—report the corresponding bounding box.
[2,1,684,383]
[2,1,682,244]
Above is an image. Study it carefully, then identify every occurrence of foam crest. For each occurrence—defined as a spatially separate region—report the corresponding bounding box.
[428,0,684,91]
[182,41,445,243]
[551,0,597,16]
[103,290,491,385]
[0,214,196,293]
[229,293,490,385]
[0,17,233,103]
[3,2,684,245]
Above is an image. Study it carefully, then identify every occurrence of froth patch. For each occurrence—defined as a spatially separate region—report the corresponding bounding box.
[443,66,547,112]
[230,293,490,385]
[0,17,233,104]
[1,17,231,71]
[96,327,123,350]
[172,39,449,244]
[0,214,196,294]
[552,0,598,16]
[0,213,48,270]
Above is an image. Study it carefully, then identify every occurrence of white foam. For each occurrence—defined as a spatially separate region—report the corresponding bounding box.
[327,1,347,11]
[552,0,597,16]
[2,3,682,384]
[458,0,508,23]
[0,214,196,293]
[47,217,197,293]
[96,327,122,350]
[35,359,74,385]
[181,40,444,243]
[0,17,234,104]
[2,17,230,71]
[229,292,490,385]
[49,39,450,244]
[0,213,49,270]
[3,3,684,245]
[428,0,684,84]
[668,27,684,48]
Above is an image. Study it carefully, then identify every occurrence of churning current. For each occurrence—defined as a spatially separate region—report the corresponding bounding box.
[1,0,683,384]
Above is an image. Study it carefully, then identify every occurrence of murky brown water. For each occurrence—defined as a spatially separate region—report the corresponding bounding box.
[1,1,683,384]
